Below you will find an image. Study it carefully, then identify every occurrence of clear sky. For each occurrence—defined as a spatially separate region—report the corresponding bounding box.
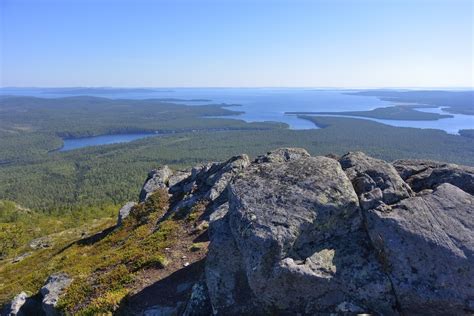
[0,0,472,88]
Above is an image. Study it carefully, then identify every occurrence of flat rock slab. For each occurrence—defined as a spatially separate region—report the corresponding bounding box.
[366,183,474,315]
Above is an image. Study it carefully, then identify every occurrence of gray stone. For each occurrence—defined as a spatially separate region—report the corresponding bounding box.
[365,183,474,315]
[340,151,413,210]
[12,252,31,263]
[182,281,212,316]
[168,170,191,189]
[116,201,137,226]
[204,154,250,202]
[40,273,72,316]
[29,236,52,250]
[393,159,474,194]
[139,166,173,202]
[170,155,250,215]
[254,147,310,163]
[3,292,28,316]
[205,203,257,314]
[207,155,396,314]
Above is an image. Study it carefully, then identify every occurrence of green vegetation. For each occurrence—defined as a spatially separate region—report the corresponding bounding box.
[286,105,453,120]
[0,189,209,314]
[0,200,118,259]
[0,96,284,163]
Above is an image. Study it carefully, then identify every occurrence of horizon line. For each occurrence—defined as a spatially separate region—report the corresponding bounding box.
[1,86,473,90]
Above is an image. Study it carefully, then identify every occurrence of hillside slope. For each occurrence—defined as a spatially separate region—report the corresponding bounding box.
[2,148,473,315]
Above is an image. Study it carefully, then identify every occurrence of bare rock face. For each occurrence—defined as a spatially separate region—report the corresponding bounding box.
[365,183,474,315]
[207,154,396,314]
[205,202,257,313]
[200,149,473,315]
[40,273,72,316]
[393,159,474,195]
[167,154,250,216]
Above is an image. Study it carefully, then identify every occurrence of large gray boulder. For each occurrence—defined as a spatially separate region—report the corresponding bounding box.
[140,166,174,202]
[40,273,72,316]
[393,159,474,194]
[205,203,258,314]
[340,151,413,210]
[207,154,397,314]
[365,183,474,315]
[200,148,474,315]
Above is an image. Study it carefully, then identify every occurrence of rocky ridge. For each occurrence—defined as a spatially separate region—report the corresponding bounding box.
[5,148,473,315]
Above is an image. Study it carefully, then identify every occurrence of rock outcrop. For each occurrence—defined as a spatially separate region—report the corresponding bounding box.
[131,148,472,315]
[166,148,471,315]
[393,159,474,195]
[209,154,396,314]
[140,166,174,202]
[40,273,72,316]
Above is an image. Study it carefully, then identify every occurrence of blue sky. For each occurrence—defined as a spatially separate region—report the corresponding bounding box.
[0,0,472,87]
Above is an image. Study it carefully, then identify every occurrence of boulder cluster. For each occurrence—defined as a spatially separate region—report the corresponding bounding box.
[135,148,473,315]
[3,273,71,316]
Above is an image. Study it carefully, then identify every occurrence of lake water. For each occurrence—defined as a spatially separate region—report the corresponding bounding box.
[60,133,157,151]
[2,88,473,146]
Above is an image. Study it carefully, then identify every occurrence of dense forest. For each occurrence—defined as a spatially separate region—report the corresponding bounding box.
[0,96,284,163]
[0,95,473,214]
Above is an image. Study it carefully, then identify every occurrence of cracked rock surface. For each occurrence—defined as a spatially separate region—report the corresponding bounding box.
[134,148,473,315]
[193,149,473,315]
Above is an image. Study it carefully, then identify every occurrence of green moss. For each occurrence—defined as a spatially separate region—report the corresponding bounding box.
[97,265,133,290]
[189,242,207,252]
[79,288,129,315]
[53,191,174,314]
[1,187,204,314]
[128,190,169,225]
[56,277,93,312]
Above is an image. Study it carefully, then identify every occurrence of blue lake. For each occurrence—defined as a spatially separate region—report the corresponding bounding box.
[2,88,473,143]
[60,133,157,151]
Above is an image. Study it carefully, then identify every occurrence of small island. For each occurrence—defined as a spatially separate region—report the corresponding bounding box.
[286,106,453,121]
